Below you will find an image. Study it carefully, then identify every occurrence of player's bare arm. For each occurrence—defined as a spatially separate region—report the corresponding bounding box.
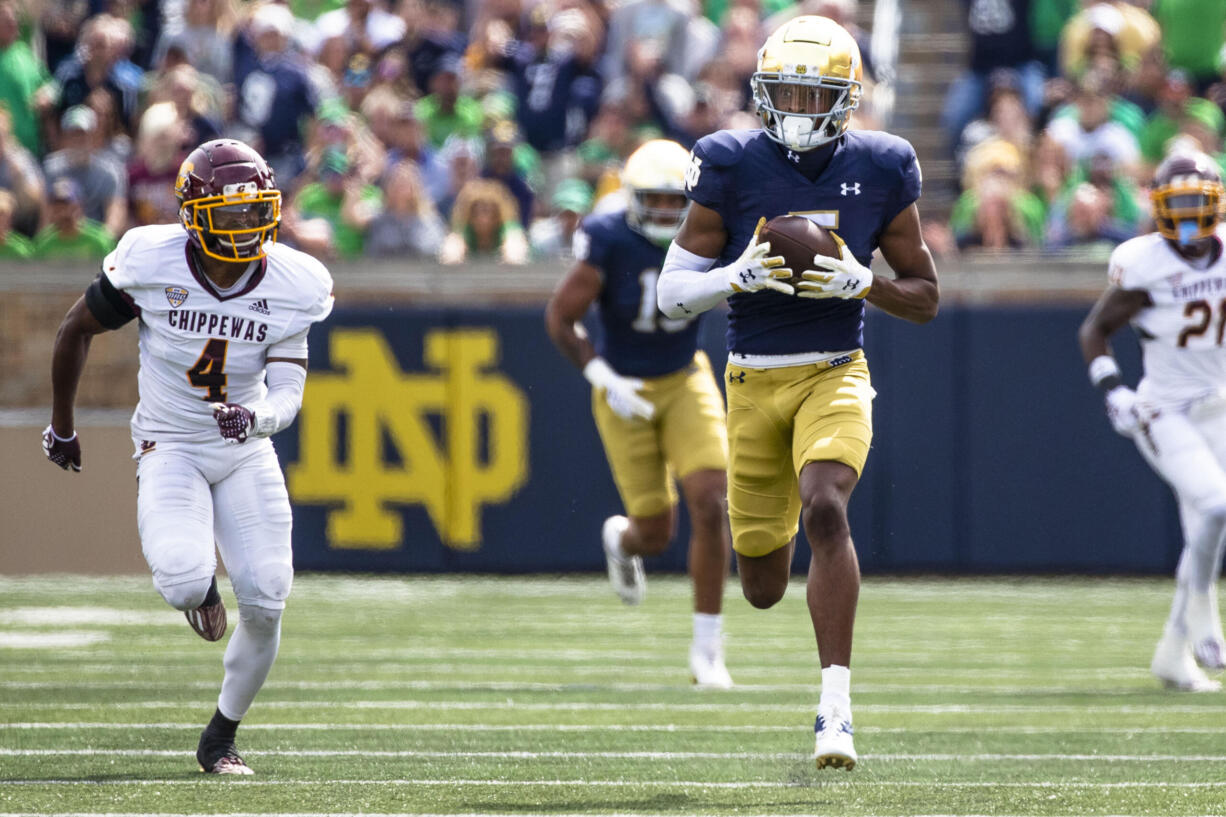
[544,259,603,370]
[657,203,791,319]
[1078,286,1150,363]
[1078,286,1152,437]
[45,295,113,470]
[675,200,728,260]
[868,203,940,323]
[546,256,654,421]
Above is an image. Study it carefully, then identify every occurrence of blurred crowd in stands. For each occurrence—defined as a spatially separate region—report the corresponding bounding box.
[2,0,1223,265]
[0,0,881,264]
[935,0,1226,257]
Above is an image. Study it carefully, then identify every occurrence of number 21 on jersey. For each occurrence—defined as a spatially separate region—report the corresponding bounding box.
[188,339,229,401]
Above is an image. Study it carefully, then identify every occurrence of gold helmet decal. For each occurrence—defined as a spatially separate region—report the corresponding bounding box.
[752,15,863,152]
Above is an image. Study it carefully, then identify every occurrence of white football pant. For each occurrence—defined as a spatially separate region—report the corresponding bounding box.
[1135,401,1226,639]
[136,437,293,720]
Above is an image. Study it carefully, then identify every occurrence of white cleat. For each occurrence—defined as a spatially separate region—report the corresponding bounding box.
[1192,637,1226,671]
[689,640,733,689]
[601,515,645,605]
[814,703,857,771]
[1151,631,1222,692]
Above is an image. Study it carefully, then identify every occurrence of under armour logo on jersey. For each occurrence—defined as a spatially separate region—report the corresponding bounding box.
[729,371,745,384]
[787,150,800,163]
[249,298,271,315]
[165,287,188,308]
[841,182,861,196]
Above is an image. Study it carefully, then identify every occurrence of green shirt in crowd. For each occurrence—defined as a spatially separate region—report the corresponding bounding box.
[1140,98,1226,162]
[0,231,34,259]
[30,221,117,259]
[1153,0,1226,81]
[416,94,484,149]
[1029,0,1077,55]
[1051,97,1147,141]
[949,188,1048,248]
[293,183,383,259]
[0,38,50,155]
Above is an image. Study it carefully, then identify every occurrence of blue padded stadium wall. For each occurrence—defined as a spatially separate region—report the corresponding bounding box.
[276,303,1181,575]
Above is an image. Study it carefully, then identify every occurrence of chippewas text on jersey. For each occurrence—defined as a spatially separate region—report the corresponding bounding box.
[167,309,270,342]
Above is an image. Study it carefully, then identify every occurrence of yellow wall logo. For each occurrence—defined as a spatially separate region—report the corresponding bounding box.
[287,328,529,550]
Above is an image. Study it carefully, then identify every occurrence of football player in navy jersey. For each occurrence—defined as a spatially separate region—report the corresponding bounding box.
[656,16,940,769]
[545,139,735,688]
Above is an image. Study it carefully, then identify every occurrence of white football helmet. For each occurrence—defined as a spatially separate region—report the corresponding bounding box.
[751,15,863,152]
[622,139,691,245]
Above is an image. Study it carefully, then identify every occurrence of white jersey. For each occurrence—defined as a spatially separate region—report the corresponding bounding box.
[103,224,334,442]
[1109,225,1226,409]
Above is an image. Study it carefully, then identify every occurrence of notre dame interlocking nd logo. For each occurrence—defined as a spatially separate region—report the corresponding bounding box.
[288,328,529,550]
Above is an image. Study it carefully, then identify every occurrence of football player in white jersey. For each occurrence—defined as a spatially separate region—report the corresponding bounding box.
[43,139,334,771]
[1079,149,1226,692]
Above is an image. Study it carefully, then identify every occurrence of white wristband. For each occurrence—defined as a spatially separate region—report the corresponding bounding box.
[1088,355,1120,388]
[47,426,77,442]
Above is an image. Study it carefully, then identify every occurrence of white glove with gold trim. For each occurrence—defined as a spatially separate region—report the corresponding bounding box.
[797,235,873,300]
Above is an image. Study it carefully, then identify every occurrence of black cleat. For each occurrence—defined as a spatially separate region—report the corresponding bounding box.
[197,730,254,775]
[186,577,226,642]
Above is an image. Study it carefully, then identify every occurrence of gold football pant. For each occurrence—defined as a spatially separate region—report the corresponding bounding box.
[724,353,874,557]
[592,351,729,517]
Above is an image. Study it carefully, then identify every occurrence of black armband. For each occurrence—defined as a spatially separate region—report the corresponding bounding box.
[84,272,138,329]
[1094,374,1123,394]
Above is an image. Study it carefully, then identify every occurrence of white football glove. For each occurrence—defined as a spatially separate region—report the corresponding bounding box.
[796,234,873,300]
[724,217,794,295]
[583,357,655,421]
[1104,386,1141,437]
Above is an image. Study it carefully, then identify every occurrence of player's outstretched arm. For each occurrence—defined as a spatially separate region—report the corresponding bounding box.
[1078,285,1151,437]
[545,258,654,421]
[46,295,112,471]
[868,204,940,324]
[657,203,792,320]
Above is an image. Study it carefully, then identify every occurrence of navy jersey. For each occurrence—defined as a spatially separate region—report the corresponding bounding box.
[579,210,702,378]
[687,128,921,356]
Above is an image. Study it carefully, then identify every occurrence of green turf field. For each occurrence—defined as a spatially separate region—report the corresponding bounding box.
[1,573,1224,816]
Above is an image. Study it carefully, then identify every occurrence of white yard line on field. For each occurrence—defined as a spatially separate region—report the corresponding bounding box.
[7,722,1226,734]
[4,779,1226,789]
[3,748,1226,762]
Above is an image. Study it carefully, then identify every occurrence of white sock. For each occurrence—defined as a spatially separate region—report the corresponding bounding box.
[693,612,722,647]
[218,605,282,721]
[819,664,851,712]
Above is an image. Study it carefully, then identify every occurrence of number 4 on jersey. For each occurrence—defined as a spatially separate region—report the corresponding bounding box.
[188,339,229,402]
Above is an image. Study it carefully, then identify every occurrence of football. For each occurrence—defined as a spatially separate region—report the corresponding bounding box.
[758,215,842,284]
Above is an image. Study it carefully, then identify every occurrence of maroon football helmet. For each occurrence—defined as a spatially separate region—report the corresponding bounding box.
[176,139,281,261]
[1150,150,1223,247]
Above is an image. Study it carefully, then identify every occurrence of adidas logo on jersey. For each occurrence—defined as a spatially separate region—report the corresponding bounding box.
[249,299,271,315]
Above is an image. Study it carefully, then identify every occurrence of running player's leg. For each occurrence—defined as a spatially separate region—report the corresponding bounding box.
[136,444,218,618]
[793,357,873,769]
[1137,409,1226,686]
[198,440,294,773]
[661,352,733,683]
[592,386,673,604]
[724,363,800,609]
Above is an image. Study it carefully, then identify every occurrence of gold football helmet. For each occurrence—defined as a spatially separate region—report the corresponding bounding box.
[1150,150,1224,245]
[751,15,863,152]
[622,139,691,245]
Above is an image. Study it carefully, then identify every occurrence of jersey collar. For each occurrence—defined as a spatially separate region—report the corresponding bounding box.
[185,242,268,302]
